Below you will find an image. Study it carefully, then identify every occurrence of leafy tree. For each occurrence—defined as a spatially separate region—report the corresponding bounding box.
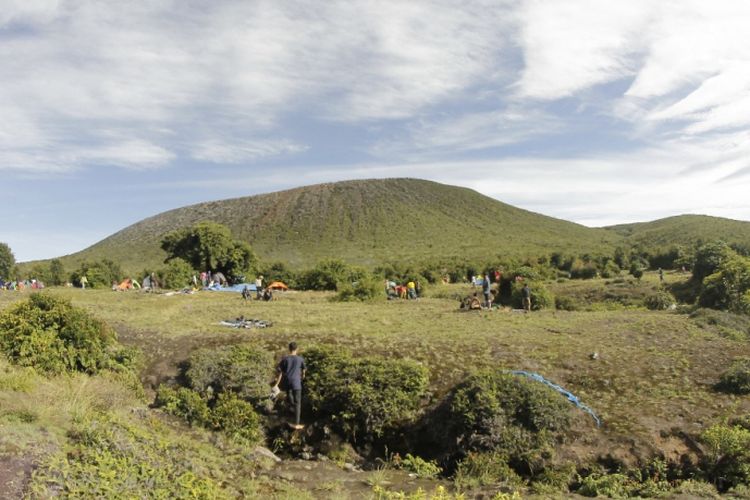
[48,259,67,286]
[161,221,257,280]
[692,240,733,284]
[71,260,123,289]
[699,253,750,314]
[159,258,195,289]
[0,242,15,279]
[299,258,353,291]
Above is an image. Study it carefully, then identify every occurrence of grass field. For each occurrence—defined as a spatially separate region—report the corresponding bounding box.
[1,272,750,497]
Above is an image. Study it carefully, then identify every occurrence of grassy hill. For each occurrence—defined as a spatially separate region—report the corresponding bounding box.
[606,214,750,250]
[54,178,622,272]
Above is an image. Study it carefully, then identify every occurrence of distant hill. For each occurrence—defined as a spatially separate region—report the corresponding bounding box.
[605,215,750,251]
[53,178,623,272]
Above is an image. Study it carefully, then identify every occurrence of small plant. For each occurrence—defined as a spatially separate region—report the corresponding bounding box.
[453,452,523,489]
[644,290,676,310]
[701,423,750,491]
[211,391,263,445]
[510,282,554,310]
[154,386,211,427]
[577,472,633,497]
[717,358,750,394]
[397,453,442,478]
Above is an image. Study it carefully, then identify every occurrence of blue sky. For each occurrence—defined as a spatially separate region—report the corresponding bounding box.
[2,0,750,262]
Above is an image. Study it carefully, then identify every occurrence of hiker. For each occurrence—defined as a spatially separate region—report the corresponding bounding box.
[407,280,417,299]
[522,284,532,312]
[659,268,664,282]
[255,275,264,300]
[200,271,207,286]
[469,292,481,310]
[241,285,251,301]
[262,287,273,301]
[482,274,492,309]
[274,342,306,430]
[415,280,422,298]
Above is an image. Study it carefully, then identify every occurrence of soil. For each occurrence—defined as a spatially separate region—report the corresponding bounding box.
[0,454,35,499]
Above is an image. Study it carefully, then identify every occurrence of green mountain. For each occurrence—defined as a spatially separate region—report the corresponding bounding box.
[605,214,750,251]
[55,178,623,272]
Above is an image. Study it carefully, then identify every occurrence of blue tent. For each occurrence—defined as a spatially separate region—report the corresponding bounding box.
[205,283,257,292]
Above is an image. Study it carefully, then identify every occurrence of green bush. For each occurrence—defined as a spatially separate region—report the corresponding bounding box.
[185,344,273,404]
[699,253,750,314]
[159,258,195,289]
[211,391,263,445]
[700,423,750,491]
[510,282,554,310]
[395,453,442,479]
[335,274,383,302]
[577,472,633,497]
[443,370,570,472]
[299,259,354,291]
[600,261,621,279]
[453,452,523,489]
[155,386,211,427]
[71,259,123,289]
[690,308,750,340]
[570,260,598,279]
[29,415,224,498]
[0,294,125,375]
[717,358,750,394]
[304,346,429,441]
[555,295,581,311]
[644,290,676,310]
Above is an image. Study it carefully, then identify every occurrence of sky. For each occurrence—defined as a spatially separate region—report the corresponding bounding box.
[2,0,750,262]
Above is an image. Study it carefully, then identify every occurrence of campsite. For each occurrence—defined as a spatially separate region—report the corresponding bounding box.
[2,181,750,499]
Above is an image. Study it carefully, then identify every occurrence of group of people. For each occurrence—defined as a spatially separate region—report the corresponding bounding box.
[385,279,421,300]
[0,278,45,291]
[462,272,532,312]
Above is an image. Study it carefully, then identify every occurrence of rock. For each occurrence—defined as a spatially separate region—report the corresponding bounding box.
[590,352,599,360]
[343,463,356,472]
[316,453,329,461]
[250,446,282,463]
[300,452,312,460]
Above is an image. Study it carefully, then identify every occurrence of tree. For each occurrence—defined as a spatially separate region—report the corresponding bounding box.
[692,240,733,284]
[48,259,67,286]
[0,242,15,279]
[161,221,257,280]
[699,253,750,314]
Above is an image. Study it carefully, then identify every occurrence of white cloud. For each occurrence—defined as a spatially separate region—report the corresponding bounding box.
[191,138,307,164]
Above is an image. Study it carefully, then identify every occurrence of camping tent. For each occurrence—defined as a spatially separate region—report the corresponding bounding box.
[117,278,133,290]
[267,281,289,291]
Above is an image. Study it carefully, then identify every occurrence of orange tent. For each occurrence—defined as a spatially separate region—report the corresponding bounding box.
[117,278,133,290]
[267,281,289,291]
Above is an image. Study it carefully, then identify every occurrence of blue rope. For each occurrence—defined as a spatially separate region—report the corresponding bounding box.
[507,370,601,427]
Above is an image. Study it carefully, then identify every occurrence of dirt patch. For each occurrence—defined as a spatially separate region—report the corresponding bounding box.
[0,454,35,499]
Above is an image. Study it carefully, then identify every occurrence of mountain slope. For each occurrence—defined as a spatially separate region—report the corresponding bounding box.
[605,214,750,251]
[58,178,623,272]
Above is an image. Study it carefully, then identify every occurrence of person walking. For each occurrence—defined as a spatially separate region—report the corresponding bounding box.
[274,342,306,430]
[255,275,264,300]
[482,274,492,309]
[522,283,532,312]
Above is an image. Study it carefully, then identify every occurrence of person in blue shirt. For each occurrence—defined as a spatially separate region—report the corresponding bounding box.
[274,342,306,429]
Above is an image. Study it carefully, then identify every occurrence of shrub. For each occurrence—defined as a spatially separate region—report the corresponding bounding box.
[600,261,621,279]
[453,452,524,489]
[510,282,554,310]
[644,290,676,310]
[577,472,633,497]
[699,253,750,314]
[395,453,442,479]
[71,259,123,289]
[444,370,570,472]
[335,274,383,302]
[211,391,263,445]
[159,258,195,289]
[299,259,354,291]
[700,423,750,491]
[690,308,750,340]
[155,386,211,427]
[0,294,123,375]
[717,358,750,394]
[304,346,429,441]
[570,260,598,280]
[185,344,273,405]
[555,295,580,311]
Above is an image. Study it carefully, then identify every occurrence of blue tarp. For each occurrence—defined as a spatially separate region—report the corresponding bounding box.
[204,283,257,292]
[507,370,601,427]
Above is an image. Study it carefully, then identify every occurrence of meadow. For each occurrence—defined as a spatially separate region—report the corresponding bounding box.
[1,272,750,498]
